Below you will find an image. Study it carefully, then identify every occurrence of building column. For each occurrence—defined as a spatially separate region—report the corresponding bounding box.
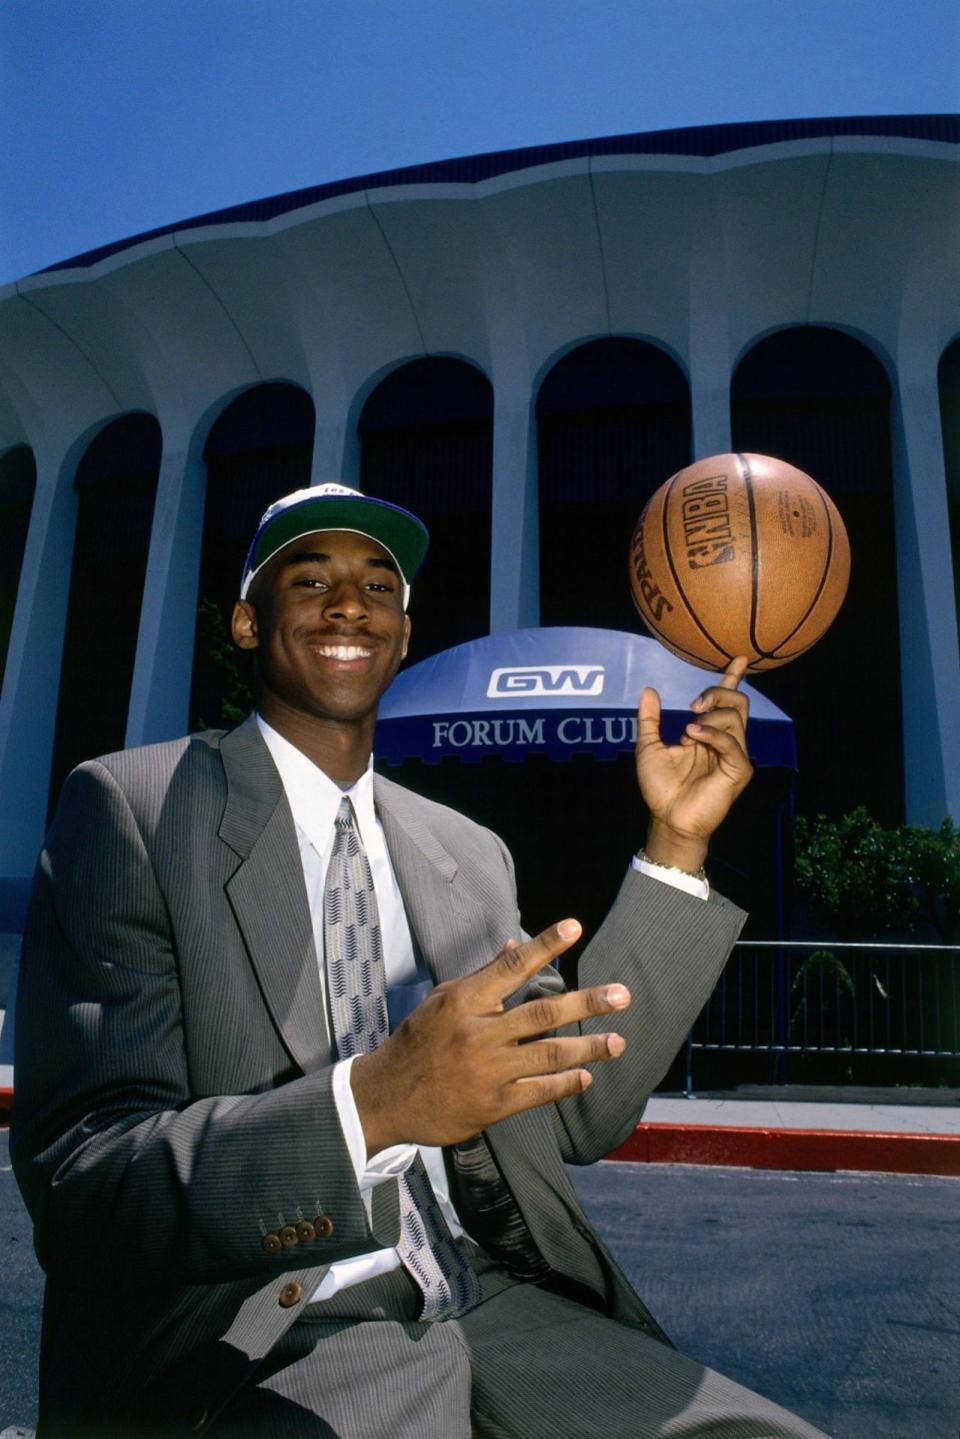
[312,416,360,488]
[125,424,207,746]
[0,447,79,875]
[489,392,539,633]
[689,367,732,461]
[890,361,960,824]
[688,224,732,460]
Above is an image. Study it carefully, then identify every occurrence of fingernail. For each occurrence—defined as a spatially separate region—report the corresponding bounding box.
[607,1034,626,1056]
[604,985,629,1007]
[558,919,581,940]
[579,1070,593,1090]
[689,723,707,734]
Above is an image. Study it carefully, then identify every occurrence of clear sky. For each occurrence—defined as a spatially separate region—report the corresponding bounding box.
[2,0,957,285]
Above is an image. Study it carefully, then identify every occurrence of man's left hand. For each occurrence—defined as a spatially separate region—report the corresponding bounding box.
[636,655,753,873]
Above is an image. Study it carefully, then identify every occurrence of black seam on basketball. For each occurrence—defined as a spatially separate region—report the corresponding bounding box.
[631,591,718,667]
[768,635,821,662]
[660,470,735,665]
[739,453,763,659]
[766,483,835,655]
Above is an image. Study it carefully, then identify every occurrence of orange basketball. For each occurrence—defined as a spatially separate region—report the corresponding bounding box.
[628,453,850,672]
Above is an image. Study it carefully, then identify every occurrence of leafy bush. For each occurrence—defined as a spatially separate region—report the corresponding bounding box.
[902,818,960,944]
[795,807,960,944]
[794,807,917,941]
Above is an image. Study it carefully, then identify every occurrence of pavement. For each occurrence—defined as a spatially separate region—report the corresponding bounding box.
[2,1130,957,1438]
[609,1087,960,1175]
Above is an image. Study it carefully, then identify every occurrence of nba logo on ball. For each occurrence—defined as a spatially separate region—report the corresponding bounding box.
[628,453,851,672]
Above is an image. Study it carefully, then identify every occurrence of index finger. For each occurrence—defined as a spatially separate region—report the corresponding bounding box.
[465,920,582,1008]
[637,685,662,743]
[717,655,749,690]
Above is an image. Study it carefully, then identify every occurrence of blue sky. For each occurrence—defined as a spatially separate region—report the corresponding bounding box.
[2,0,957,285]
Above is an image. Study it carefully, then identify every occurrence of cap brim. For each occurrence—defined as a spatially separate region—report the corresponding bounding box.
[241,495,429,601]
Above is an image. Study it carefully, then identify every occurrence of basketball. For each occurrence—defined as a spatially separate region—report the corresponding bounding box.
[628,452,850,672]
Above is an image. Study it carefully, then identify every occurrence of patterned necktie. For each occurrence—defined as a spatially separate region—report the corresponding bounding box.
[324,796,481,1320]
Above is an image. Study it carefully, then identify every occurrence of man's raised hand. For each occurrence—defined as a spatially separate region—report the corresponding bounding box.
[637,655,754,873]
[350,920,631,1154]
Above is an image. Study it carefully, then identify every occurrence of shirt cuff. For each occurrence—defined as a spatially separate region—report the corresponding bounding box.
[333,1055,417,1193]
[631,854,710,900]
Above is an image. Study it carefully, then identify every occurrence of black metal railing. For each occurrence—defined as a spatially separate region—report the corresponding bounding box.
[684,941,960,1095]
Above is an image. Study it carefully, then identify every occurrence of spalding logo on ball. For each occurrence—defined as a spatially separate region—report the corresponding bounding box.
[629,453,850,672]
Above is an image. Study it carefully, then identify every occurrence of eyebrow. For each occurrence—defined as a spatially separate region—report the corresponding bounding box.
[281,550,400,576]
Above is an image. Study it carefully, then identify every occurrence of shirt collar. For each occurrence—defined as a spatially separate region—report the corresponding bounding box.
[256,713,376,855]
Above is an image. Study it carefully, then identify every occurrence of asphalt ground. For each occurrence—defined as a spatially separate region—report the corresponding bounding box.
[570,1161,959,1439]
[1,1133,957,1438]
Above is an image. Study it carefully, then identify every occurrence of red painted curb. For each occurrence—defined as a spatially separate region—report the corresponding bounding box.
[606,1122,960,1176]
[3,1102,958,1177]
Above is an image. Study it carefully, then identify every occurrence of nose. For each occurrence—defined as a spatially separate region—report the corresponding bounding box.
[322,578,369,623]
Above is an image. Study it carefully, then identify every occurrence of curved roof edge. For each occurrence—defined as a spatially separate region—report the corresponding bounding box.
[41,113,959,277]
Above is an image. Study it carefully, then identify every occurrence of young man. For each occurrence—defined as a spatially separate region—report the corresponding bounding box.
[13,484,828,1437]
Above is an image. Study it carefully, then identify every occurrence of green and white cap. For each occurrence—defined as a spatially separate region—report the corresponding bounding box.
[240,483,429,609]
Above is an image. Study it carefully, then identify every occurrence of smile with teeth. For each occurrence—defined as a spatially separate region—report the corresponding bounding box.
[313,643,374,660]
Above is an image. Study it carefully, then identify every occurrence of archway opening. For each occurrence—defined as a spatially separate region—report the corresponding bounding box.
[48,415,161,816]
[0,445,36,693]
[537,338,691,629]
[359,357,493,663]
[732,327,900,823]
[190,383,315,730]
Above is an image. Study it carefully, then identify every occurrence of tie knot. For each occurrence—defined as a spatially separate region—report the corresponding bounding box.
[334,797,355,831]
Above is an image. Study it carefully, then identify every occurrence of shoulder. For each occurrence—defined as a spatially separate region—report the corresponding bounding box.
[51,730,230,838]
[373,773,512,867]
[77,729,225,791]
[374,772,494,835]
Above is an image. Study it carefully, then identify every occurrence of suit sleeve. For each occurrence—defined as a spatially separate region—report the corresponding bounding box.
[552,865,746,1163]
[485,823,745,1162]
[10,761,398,1294]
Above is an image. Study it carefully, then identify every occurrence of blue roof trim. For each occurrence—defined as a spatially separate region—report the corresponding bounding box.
[40,114,959,277]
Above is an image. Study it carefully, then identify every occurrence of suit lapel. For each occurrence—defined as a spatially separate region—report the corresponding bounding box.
[219,717,329,1074]
[374,775,487,985]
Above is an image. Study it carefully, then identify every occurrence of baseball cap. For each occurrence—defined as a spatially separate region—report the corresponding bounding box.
[240,483,430,609]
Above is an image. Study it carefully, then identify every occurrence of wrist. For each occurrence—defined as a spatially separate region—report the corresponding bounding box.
[350,1050,399,1156]
[642,821,708,876]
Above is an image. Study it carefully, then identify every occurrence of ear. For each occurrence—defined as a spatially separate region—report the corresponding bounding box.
[231,599,259,650]
[401,613,411,661]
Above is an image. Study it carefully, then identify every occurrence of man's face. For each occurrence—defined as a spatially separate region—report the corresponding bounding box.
[232,529,411,726]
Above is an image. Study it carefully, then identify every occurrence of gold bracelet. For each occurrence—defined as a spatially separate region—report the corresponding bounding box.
[637,849,707,883]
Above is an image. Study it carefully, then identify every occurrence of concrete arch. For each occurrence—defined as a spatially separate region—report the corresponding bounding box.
[530,330,690,405]
[732,321,897,391]
[183,377,316,465]
[343,351,493,459]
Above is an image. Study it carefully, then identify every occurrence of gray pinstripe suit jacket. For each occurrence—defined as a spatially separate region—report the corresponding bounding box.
[12,715,745,1436]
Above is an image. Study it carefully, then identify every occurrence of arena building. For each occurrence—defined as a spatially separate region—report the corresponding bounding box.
[0,114,958,934]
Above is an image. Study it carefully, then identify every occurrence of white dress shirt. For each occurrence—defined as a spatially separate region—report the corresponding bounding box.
[256,713,707,1301]
[257,716,467,1302]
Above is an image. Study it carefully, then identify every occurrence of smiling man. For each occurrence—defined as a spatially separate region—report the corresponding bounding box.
[12,484,829,1438]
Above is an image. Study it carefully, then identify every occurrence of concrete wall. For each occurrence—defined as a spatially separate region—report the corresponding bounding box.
[1,134,958,877]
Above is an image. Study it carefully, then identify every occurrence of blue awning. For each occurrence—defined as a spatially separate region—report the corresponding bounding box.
[376,628,796,768]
